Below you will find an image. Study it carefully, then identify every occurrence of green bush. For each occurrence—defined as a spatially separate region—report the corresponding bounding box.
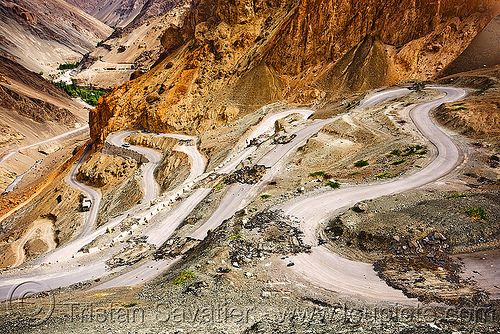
[375,172,390,179]
[402,145,427,156]
[354,160,369,168]
[174,270,196,285]
[462,207,488,220]
[228,234,244,240]
[389,149,402,156]
[325,181,340,189]
[58,63,78,71]
[122,302,138,308]
[447,193,467,199]
[308,171,326,178]
[391,159,407,166]
[260,194,271,199]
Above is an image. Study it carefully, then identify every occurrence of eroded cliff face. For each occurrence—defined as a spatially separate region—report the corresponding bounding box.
[90,0,499,147]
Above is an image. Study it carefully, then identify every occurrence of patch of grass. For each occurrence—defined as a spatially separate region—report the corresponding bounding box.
[174,270,196,285]
[447,193,467,199]
[122,302,138,308]
[228,234,244,240]
[354,160,369,168]
[489,155,499,162]
[214,180,226,190]
[462,207,488,220]
[390,149,402,156]
[452,103,465,107]
[402,145,427,156]
[260,194,271,199]
[308,171,326,178]
[391,159,407,166]
[350,172,360,176]
[325,181,340,189]
[375,172,391,179]
[453,107,468,111]
[97,40,104,47]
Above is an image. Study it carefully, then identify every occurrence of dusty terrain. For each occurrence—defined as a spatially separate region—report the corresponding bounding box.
[437,66,500,149]
[0,55,89,193]
[65,0,149,28]
[89,0,499,147]
[0,0,112,74]
[0,1,500,333]
[440,14,500,77]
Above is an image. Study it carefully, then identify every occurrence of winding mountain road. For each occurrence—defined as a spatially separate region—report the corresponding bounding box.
[0,86,472,303]
[67,144,102,239]
[283,87,467,302]
[107,131,163,203]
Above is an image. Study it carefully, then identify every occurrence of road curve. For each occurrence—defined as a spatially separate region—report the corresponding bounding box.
[0,125,89,165]
[283,87,467,303]
[188,89,411,240]
[107,131,162,203]
[0,86,467,302]
[67,144,102,239]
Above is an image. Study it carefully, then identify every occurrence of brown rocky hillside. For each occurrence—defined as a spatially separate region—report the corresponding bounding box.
[90,0,500,147]
[0,0,113,74]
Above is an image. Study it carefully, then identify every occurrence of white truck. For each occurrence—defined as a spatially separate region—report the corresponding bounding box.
[81,194,92,212]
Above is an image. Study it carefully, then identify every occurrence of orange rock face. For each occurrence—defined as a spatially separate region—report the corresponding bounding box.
[90,0,499,148]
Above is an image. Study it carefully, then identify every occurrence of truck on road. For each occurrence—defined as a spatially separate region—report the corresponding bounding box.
[81,194,92,212]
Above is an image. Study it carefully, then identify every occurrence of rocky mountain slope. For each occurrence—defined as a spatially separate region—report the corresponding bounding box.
[89,0,500,148]
[0,0,113,74]
[440,14,500,77]
[0,55,88,191]
[65,0,148,27]
[71,0,185,89]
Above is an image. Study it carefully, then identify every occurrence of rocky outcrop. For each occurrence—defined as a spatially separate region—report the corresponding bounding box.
[436,67,500,148]
[0,85,77,126]
[89,0,500,148]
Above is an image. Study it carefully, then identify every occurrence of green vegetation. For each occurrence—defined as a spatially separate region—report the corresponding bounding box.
[452,103,466,107]
[325,181,341,189]
[402,145,427,156]
[462,207,488,220]
[260,194,271,199]
[214,181,225,190]
[453,107,468,111]
[354,160,369,168]
[489,155,499,162]
[391,159,407,166]
[122,302,138,308]
[52,81,107,106]
[174,270,196,285]
[447,193,467,199]
[58,63,79,71]
[39,71,44,75]
[389,149,402,157]
[308,171,327,178]
[350,172,360,176]
[97,40,104,47]
[375,172,391,179]
[228,234,244,240]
